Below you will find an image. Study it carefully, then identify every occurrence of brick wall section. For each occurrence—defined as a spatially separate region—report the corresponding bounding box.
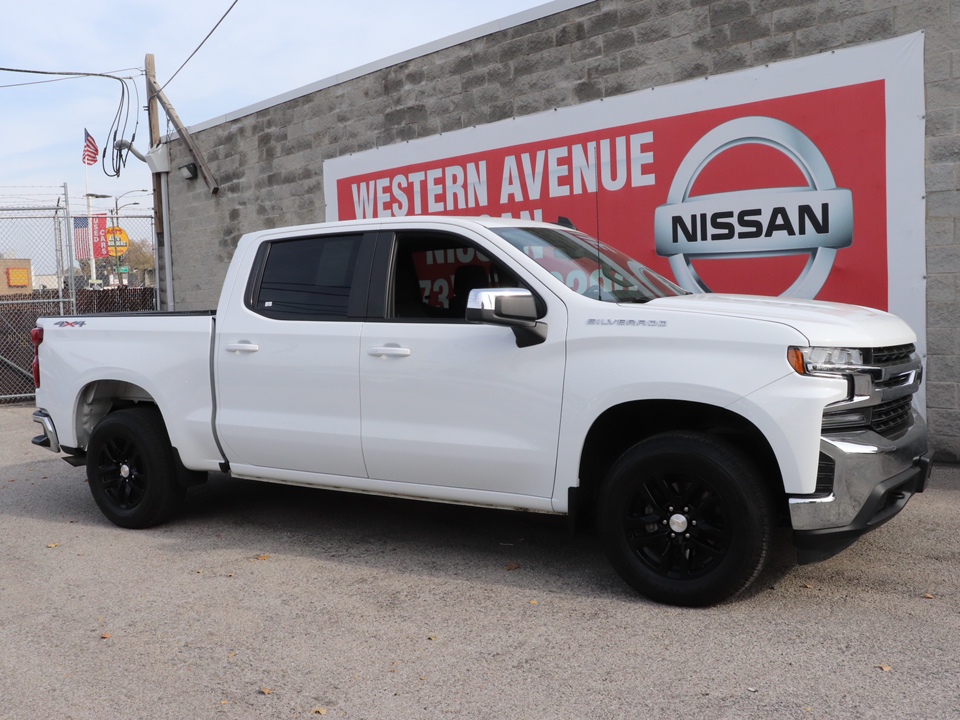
[165,0,960,458]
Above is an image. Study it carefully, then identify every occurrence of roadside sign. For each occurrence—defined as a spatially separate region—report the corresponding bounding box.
[118,266,129,273]
[105,227,129,257]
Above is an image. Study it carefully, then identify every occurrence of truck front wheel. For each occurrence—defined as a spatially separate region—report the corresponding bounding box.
[598,432,774,607]
[86,407,185,529]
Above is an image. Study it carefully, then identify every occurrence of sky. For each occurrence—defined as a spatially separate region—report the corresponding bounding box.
[0,0,550,217]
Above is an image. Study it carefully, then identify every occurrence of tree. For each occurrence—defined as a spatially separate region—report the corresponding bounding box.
[121,238,156,272]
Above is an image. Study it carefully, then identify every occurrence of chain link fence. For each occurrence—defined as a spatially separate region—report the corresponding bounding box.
[0,199,158,403]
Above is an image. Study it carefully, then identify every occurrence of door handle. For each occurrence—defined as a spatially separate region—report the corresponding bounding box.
[225,343,260,353]
[367,346,411,357]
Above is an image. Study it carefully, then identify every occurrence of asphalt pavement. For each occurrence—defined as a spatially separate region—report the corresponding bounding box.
[1,402,958,719]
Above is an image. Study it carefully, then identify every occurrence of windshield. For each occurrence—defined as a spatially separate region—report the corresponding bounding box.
[492,226,689,303]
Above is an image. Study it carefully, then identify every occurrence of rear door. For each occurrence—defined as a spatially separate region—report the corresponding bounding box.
[358,227,567,499]
[215,230,375,478]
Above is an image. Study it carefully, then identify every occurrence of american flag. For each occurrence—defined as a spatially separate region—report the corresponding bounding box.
[82,129,98,166]
[74,217,92,259]
[74,216,108,259]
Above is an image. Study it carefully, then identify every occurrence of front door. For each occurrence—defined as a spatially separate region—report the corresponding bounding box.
[359,230,566,499]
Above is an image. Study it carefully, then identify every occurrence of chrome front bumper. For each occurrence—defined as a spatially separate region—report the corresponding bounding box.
[789,410,931,564]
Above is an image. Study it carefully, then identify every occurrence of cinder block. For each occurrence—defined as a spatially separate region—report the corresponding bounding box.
[693,26,731,51]
[612,61,674,92]
[584,10,621,37]
[571,36,605,62]
[926,353,960,383]
[895,0,951,31]
[752,34,796,63]
[671,7,711,36]
[604,27,638,53]
[840,8,897,44]
[635,18,673,44]
[926,163,957,191]
[926,217,956,245]
[713,43,753,72]
[619,2,654,27]
[556,21,588,48]
[710,0,752,27]
[819,0,868,23]
[928,382,959,408]
[651,0,692,18]
[729,15,772,43]
[674,55,713,81]
[772,5,819,33]
[928,327,960,354]
[926,189,960,217]
[928,407,960,436]
[586,54,621,79]
[926,108,956,138]
[928,272,958,304]
[755,0,817,12]
[795,21,843,53]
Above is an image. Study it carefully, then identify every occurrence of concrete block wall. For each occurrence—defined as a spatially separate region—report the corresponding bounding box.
[165,0,960,458]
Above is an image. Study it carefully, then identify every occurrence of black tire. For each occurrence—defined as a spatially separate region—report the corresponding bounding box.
[597,432,774,607]
[86,407,185,529]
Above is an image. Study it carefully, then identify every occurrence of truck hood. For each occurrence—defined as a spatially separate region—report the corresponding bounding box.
[644,294,917,348]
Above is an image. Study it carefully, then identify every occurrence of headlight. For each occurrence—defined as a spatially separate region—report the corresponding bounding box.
[788,346,864,375]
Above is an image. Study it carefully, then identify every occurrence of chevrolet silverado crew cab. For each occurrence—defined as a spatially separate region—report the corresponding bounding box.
[30,216,932,606]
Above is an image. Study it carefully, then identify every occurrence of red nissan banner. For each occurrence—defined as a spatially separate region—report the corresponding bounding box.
[335,81,887,309]
[325,33,925,368]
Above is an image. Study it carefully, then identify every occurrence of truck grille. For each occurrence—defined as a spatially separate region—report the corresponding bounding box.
[871,396,913,435]
[867,344,915,365]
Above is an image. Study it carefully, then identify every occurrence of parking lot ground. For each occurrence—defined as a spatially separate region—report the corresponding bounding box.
[1,402,959,719]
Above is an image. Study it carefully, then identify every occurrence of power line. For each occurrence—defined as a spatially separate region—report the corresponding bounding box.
[156,0,241,95]
[0,66,142,90]
[0,66,140,179]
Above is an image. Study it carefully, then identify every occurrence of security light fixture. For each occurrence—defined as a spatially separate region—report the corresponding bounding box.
[179,163,198,180]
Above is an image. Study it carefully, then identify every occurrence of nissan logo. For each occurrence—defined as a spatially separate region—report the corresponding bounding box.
[654,117,853,299]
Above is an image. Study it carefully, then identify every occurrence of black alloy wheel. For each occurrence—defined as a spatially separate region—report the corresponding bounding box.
[87,407,184,528]
[95,432,148,510]
[623,465,733,580]
[598,431,774,607]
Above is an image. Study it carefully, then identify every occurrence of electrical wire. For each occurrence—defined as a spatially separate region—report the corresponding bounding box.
[0,66,140,179]
[156,0,240,95]
[0,66,142,89]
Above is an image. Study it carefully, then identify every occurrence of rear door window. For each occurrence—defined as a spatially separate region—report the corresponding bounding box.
[250,234,363,320]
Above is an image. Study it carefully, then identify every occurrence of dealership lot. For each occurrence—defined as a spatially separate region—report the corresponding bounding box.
[1,403,958,719]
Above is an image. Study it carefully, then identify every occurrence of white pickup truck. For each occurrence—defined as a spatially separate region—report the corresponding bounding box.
[30,216,931,606]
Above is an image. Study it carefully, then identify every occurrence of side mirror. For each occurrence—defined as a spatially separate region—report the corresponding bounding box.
[466,288,547,347]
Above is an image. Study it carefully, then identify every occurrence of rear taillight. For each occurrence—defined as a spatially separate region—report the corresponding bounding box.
[30,327,43,388]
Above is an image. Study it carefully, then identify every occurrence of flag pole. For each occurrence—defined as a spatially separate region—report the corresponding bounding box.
[84,164,96,285]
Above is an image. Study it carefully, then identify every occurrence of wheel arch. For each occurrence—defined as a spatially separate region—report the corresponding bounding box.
[575,399,786,522]
[74,379,158,450]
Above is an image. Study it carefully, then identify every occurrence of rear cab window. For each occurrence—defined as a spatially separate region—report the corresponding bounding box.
[245,233,369,320]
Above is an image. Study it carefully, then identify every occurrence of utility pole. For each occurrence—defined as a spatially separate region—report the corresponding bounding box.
[146,54,163,238]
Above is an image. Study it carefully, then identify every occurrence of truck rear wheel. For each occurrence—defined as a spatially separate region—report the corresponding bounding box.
[598,432,773,607]
[86,407,185,529]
